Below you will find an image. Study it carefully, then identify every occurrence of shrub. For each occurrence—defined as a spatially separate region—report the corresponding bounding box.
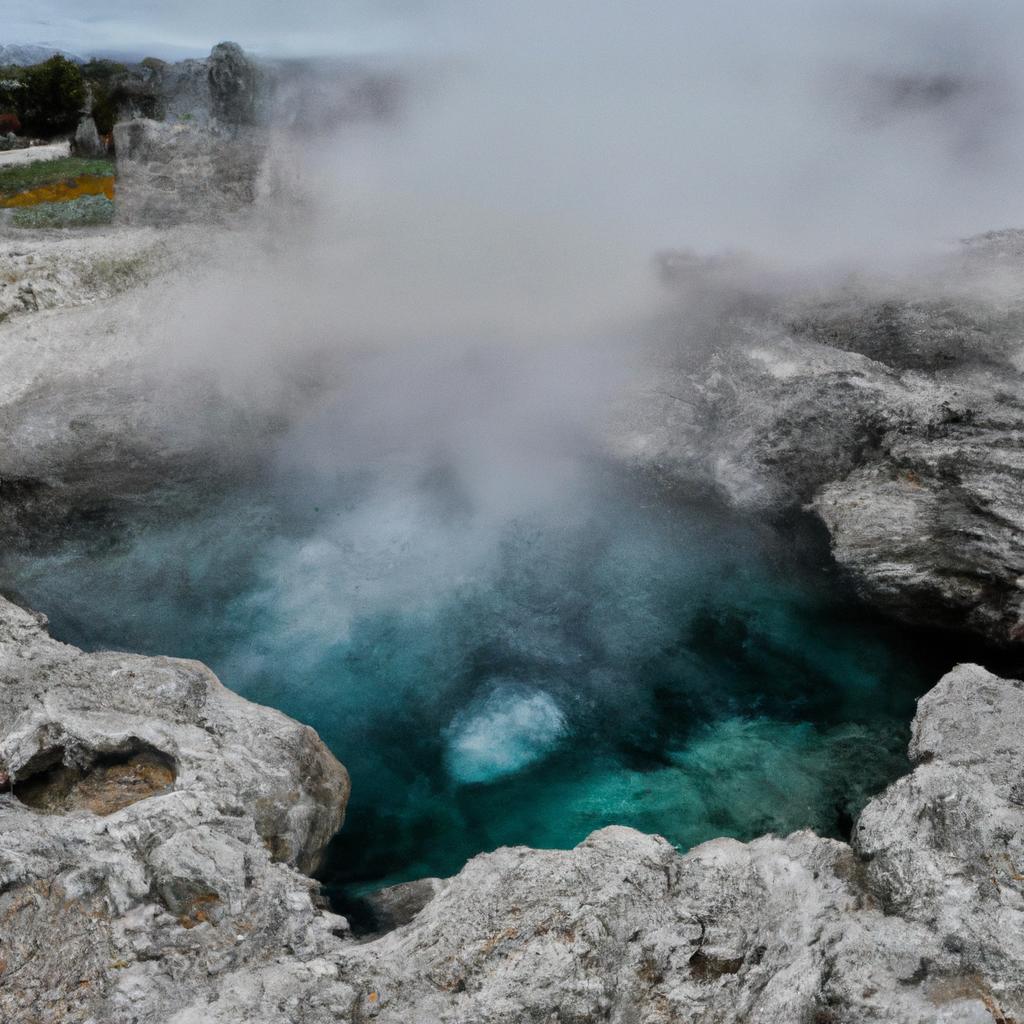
[0,68,26,115]
[0,112,20,134]
[80,59,128,86]
[90,93,115,135]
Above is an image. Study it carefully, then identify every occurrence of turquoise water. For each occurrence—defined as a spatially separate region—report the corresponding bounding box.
[0,452,958,901]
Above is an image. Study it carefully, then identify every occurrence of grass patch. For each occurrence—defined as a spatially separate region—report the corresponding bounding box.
[0,157,115,199]
[10,194,115,228]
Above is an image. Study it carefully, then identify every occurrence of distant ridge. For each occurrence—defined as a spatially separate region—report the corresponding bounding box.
[0,44,84,66]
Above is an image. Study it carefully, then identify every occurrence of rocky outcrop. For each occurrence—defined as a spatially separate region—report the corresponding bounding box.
[112,42,269,226]
[114,117,266,225]
[111,42,270,129]
[614,238,1024,643]
[2,584,1021,1022]
[813,416,1024,641]
[168,663,1023,1024]
[0,595,349,1023]
[207,42,261,127]
[110,43,407,226]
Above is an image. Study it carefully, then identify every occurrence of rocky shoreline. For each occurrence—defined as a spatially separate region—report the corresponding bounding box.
[0,595,1021,1022]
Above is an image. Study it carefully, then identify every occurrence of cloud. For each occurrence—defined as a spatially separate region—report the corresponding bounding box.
[1,0,426,58]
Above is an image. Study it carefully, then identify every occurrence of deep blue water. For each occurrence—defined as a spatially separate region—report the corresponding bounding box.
[0,453,961,901]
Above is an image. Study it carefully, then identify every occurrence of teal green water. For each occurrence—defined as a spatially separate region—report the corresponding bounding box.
[0,459,956,902]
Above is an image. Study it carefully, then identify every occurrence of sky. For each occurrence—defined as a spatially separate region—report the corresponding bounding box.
[1,0,433,58]
[2,0,1022,64]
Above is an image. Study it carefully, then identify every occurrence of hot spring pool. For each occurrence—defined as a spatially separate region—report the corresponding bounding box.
[0,457,960,903]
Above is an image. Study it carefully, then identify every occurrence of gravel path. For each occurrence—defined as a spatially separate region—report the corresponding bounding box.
[0,141,72,168]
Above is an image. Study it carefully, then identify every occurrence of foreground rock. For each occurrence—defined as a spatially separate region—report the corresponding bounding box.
[114,117,266,225]
[0,596,349,1023]
[164,662,1024,1024]
[2,588,1021,1022]
[613,236,1024,643]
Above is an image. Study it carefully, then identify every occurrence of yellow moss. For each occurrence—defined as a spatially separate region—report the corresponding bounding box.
[0,174,115,208]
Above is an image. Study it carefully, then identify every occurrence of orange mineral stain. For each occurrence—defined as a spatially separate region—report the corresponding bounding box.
[0,174,115,208]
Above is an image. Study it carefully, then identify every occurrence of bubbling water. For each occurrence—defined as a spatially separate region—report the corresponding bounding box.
[445,685,567,784]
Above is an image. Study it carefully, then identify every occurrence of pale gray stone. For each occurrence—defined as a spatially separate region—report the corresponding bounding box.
[611,238,1024,642]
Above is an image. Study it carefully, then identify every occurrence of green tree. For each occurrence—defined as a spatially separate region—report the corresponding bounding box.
[0,65,26,121]
[19,55,86,137]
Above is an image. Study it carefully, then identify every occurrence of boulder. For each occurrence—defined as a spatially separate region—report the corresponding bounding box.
[0,594,350,1024]
[208,42,259,127]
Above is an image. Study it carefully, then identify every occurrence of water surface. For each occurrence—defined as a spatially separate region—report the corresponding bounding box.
[0,453,957,898]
